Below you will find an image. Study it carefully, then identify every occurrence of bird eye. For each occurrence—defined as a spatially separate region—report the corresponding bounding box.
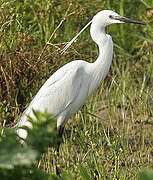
[109,15,113,19]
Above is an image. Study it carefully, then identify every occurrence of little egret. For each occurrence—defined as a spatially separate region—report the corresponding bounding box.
[16,10,145,139]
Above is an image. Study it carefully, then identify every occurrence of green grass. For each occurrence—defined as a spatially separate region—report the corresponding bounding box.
[0,0,153,179]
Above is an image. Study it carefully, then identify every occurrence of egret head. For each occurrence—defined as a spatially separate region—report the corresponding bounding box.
[92,10,145,27]
[61,10,145,54]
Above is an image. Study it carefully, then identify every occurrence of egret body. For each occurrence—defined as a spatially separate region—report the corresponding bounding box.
[16,10,145,139]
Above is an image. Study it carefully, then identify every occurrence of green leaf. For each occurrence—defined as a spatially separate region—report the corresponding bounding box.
[0,130,37,169]
[23,110,61,156]
[0,147,37,169]
[138,169,153,180]
[78,162,91,180]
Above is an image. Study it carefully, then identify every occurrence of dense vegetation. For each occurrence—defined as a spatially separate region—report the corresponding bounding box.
[0,0,153,179]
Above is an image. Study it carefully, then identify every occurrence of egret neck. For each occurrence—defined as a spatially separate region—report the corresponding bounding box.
[88,22,113,96]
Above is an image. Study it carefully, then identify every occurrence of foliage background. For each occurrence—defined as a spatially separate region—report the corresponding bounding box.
[0,0,153,179]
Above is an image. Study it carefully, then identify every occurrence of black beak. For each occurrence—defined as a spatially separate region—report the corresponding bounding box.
[111,15,146,25]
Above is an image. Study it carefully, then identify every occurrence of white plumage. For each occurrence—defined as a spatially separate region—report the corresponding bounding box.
[16,10,145,139]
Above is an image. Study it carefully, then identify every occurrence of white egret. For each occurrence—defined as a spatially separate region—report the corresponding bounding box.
[16,10,145,139]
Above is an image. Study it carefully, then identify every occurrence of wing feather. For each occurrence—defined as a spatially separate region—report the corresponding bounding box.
[20,67,84,124]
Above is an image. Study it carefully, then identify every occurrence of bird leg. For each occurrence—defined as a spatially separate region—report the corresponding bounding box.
[56,125,65,153]
[58,125,65,138]
[55,125,65,176]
